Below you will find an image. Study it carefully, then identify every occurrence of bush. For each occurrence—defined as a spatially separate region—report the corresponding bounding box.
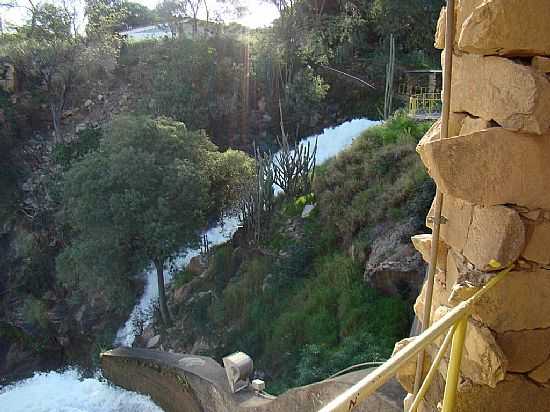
[313,114,435,247]
[53,127,102,170]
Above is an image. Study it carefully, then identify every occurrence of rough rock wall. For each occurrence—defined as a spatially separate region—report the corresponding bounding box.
[395,1,550,411]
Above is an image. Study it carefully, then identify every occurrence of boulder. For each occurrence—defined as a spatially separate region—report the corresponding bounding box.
[447,53,550,135]
[187,255,208,276]
[496,328,550,373]
[472,268,550,333]
[458,0,550,56]
[418,127,550,210]
[522,221,550,265]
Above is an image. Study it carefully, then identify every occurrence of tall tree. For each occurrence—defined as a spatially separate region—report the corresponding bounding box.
[59,115,254,324]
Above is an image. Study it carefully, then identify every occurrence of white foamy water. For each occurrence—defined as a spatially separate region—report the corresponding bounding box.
[0,369,163,412]
[114,215,242,347]
[1,118,377,412]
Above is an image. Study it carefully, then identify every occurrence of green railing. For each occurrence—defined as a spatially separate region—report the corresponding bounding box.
[408,93,442,120]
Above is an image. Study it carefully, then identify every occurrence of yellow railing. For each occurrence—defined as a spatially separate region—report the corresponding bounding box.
[319,264,514,412]
[408,93,442,119]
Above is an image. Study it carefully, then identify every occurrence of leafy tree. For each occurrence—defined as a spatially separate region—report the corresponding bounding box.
[119,1,157,30]
[59,115,253,324]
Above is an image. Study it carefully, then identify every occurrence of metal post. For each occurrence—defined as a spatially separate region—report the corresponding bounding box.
[441,317,468,412]
[413,0,456,395]
[408,324,457,412]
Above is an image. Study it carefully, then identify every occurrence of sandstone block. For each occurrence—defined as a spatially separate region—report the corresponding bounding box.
[459,116,491,135]
[496,328,550,373]
[522,221,550,265]
[411,234,448,269]
[426,193,524,271]
[426,193,473,253]
[458,0,550,57]
[529,357,550,384]
[462,206,525,271]
[473,268,550,333]
[435,0,484,50]
[414,269,451,325]
[418,127,550,210]
[532,56,550,74]
[462,319,507,387]
[455,373,550,412]
[448,53,550,135]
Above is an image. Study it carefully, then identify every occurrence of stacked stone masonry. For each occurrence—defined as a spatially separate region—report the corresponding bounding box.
[394,1,550,411]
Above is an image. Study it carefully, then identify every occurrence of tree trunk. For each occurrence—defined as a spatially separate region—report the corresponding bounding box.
[155,259,172,325]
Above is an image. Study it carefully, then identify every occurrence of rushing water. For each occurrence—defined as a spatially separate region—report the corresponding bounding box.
[0,118,378,412]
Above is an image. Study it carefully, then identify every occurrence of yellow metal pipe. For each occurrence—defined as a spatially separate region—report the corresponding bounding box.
[441,317,468,412]
[408,324,457,412]
[413,0,456,395]
[318,265,512,412]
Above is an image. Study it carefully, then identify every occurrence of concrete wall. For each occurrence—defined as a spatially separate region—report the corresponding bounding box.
[101,347,404,412]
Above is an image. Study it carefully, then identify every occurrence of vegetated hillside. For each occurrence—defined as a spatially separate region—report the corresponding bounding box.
[0,0,443,385]
[140,115,435,394]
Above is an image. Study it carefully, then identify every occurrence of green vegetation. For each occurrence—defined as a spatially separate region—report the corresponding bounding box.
[0,0,443,384]
[57,115,254,324]
[162,116,433,393]
[314,114,434,248]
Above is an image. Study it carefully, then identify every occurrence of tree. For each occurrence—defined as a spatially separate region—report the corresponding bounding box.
[119,1,157,30]
[59,115,254,324]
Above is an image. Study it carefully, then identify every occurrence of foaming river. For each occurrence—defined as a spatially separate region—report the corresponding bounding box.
[0,118,378,412]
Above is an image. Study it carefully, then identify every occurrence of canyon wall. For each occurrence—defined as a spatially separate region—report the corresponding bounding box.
[396,1,550,410]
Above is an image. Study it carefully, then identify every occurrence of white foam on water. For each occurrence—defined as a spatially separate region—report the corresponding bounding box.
[0,369,163,412]
[114,215,242,347]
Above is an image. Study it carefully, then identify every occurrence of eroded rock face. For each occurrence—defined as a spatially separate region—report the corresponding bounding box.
[448,53,550,134]
[418,128,550,210]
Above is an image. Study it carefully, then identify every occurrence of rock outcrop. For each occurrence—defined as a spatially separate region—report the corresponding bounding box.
[396,1,550,410]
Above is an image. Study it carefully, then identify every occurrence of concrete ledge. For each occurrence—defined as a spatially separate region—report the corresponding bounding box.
[101,347,404,412]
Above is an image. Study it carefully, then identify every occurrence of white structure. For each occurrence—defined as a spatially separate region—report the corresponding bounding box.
[119,25,172,41]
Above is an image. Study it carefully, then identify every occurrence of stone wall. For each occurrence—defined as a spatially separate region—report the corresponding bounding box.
[395,1,550,411]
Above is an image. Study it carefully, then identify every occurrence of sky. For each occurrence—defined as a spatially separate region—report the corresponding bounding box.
[0,0,280,30]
